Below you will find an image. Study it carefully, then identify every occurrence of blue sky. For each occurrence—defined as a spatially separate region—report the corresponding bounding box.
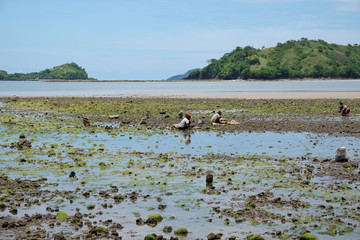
[1,0,359,80]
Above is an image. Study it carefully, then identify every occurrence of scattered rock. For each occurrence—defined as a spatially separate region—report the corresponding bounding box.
[56,211,69,220]
[300,232,317,240]
[208,232,223,239]
[206,172,213,184]
[163,225,172,233]
[54,233,66,240]
[335,147,348,162]
[174,228,188,236]
[69,171,76,178]
[247,234,264,240]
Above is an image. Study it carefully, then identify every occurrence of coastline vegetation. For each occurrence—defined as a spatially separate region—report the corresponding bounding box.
[0,62,93,81]
[188,38,360,80]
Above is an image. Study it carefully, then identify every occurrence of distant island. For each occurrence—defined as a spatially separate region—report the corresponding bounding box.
[0,62,94,81]
[187,38,360,80]
[167,68,199,80]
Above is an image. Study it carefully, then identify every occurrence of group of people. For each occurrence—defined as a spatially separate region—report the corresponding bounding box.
[171,110,233,130]
[172,101,351,131]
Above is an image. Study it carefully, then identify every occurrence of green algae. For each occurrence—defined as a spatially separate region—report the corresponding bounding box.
[147,214,163,222]
[144,234,156,240]
[56,211,69,220]
[300,232,317,240]
[174,227,188,235]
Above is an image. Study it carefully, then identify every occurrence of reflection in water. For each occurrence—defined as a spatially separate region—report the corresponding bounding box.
[182,131,191,145]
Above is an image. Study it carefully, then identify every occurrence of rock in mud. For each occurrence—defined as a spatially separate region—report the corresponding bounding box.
[300,232,317,240]
[174,228,188,236]
[163,225,172,233]
[208,232,223,239]
[136,218,145,225]
[247,234,265,240]
[54,233,66,240]
[335,147,348,162]
[144,234,156,240]
[206,172,213,184]
[69,171,76,178]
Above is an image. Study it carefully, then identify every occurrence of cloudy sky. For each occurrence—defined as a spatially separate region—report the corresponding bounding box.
[1,0,359,80]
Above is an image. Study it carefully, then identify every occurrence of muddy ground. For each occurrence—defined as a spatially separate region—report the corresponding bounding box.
[0,97,359,240]
[1,97,360,136]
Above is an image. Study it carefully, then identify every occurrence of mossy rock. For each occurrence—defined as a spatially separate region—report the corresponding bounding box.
[56,211,69,220]
[174,227,189,235]
[300,232,317,240]
[247,234,265,240]
[144,234,156,240]
[279,234,291,239]
[163,225,173,233]
[147,214,163,222]
[94,226,106,233]
[87,204,95,210]
[54,233,66,240]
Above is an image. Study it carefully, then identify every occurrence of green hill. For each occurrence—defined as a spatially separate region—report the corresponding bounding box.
[0,62,91,80]
[188,38,360,80]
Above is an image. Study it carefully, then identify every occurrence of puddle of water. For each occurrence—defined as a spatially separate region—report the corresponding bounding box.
[2,129,359,159]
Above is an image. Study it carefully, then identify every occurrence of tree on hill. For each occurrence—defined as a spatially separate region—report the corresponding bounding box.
[188,39,360,80]
[1,62,90,80]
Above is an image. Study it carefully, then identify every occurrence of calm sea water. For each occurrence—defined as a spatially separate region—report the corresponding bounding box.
[0,80,360,97]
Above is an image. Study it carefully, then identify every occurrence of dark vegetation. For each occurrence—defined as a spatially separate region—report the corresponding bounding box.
[188,38,360,80]
[0,62,91,81]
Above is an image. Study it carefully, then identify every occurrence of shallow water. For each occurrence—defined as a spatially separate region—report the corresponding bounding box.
[1,113,360,239]
[1,80,360,97]
[2,128,360,159]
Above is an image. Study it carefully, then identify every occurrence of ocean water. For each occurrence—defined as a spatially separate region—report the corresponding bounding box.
[1,79,360,97]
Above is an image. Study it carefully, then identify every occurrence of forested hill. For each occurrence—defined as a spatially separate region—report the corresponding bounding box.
[188,38,360,80]
[0,63,91,80]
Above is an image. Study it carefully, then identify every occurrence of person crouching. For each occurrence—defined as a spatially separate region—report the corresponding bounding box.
[173,113,191,130]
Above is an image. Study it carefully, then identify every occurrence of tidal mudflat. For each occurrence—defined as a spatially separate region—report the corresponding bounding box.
[0,97,359,240]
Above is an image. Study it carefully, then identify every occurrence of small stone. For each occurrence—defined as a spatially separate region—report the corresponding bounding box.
[163,225,173,233]
[69,171,76,178]
[206,172,213,184]
[54,233,66,240]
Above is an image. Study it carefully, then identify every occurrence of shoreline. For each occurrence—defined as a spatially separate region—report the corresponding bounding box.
[88,91,360,99]
[1,91,359,99]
